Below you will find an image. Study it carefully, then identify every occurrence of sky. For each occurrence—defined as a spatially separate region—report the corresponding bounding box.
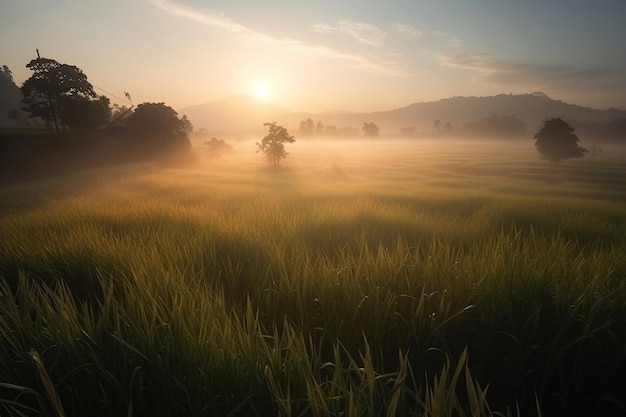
[2,0,626,113]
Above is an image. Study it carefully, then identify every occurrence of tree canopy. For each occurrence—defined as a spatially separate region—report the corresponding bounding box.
[21,57,110,133]
[0,65,22,127]
[534,117,587,166]
[126,102,191,152]
[299,118,315,137]
[256,122,295,167]
[362,122,379,137]
[61,95,111,130]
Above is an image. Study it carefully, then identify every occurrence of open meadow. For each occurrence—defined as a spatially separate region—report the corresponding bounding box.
[1,138,625,416]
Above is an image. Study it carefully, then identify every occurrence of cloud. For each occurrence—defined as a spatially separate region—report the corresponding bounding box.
[311,23,336,34]
[391,23,423,39]
[313,20,386,47]
[437,53,626,91]
[447,38,462,48]
[148,0,408,76]
[429,30,461,48]
[149,0,248,33]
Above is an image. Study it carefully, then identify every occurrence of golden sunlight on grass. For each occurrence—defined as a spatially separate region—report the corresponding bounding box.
[1,140,625,417]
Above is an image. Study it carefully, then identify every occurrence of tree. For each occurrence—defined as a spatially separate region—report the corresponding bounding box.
[126,102,191,152]
[315,120,325,135]
[256,122,295,167]
[1,65,22,127]
[299,118,315,137]
[61,95,111,129]
[534,117,587,166]
[110,104,132,124]
[180,114,194,135]
[21,57,105,134]
[1,65,13,82]
[362,122,379,137]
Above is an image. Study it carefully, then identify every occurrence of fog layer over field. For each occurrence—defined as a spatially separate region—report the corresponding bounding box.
[189,136,626,202]
[1,136,625,417]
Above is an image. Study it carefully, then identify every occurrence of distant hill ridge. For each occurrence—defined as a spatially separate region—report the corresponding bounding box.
[179,95,291,134]
[180,92,626,134]
[378,92,626,126]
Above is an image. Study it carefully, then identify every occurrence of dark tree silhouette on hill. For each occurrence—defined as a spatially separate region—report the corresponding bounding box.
[0,65,23,127]
[534,117,587,166]
[21,57,110,133]
[257,122,295,167]
[1,65,13,82]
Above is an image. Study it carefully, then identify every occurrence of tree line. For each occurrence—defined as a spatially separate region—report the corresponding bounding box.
[1,56,193,157]
[0,56,597,174]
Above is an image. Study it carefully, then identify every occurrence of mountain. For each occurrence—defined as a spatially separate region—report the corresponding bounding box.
[311,92,626,134]
[179,95,291,134]
[180,92,626,135]
[368,92,626,131]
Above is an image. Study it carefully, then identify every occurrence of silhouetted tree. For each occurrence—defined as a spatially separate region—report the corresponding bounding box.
[108,92,134,128]
[362,122,379,137]
[257,122,295,167]
[21,57,105,134]
[180,114,194,135]
[534,117,587,166]
[315,121,324,135]
[1,65,23,127]
[110,104,132,124]
[1,65,13,82]
[299,118,315,137]
[127,102,191,152]
[61,95,111,129]
[204,137,233,154]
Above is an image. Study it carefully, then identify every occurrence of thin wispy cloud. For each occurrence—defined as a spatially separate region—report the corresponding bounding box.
[313,20,386,47]
[149,0,407,75]
[437,53,626,91]
[430,30,462,48]
[391,23,422,39]
[311,23,336,34]
[149,0,247,33]
[447,38,462,48]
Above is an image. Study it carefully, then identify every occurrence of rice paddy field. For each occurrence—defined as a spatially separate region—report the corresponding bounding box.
[1,138,625,416]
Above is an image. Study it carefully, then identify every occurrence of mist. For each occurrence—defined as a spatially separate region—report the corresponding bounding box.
[178,133,622,202]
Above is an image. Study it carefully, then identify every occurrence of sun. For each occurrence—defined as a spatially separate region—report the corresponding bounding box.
[252,82,272,102]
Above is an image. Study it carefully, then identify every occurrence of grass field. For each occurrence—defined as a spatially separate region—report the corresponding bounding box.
[1,138,625,416]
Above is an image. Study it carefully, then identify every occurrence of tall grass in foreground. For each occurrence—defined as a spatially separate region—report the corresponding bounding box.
[1,144,625,416]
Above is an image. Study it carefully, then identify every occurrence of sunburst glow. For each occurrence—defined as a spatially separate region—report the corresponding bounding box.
[252,82,272,102]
